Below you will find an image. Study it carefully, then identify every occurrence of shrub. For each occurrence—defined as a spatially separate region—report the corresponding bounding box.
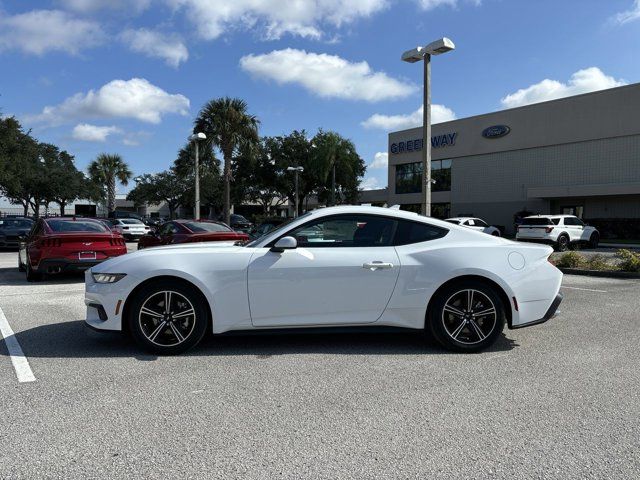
[615,249,640,272]
[585,254,612,271]
[555,251,586,269]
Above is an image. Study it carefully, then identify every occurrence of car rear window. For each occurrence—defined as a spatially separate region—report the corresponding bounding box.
[184,222,231,233]
[522,218,554,226]
[46,219,107,233]
[0,219,33,229]
[121,219,144,225]
[394,220,449,245]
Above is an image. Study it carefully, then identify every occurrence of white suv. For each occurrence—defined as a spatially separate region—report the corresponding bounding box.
[445,217,501,236]
[516,215,599,251]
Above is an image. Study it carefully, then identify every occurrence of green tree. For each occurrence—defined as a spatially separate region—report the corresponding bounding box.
[194,97,259,225]
[0,117,41,216]
[127,169,190,219]
[39,144,86,216]
[311,130,366,206]
[87,153,132,214]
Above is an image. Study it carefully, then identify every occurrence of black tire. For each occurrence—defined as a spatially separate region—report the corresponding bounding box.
[128,279,208,355]
[556,234,570,252]
[25,256,43,282]
[491,231,500,237]
[427,280,506,353]
[589,232,600,249]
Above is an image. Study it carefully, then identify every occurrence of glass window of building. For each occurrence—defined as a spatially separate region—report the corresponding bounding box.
[395,160,451,194]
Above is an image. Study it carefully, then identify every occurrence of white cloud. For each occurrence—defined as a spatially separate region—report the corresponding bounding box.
[501,67,627,108]
[611,0,640,25]
[72,123,121,142]
[240,48,415,102]
[417,0,481,10]
[369,152,388,169]
[0,10,104,55]
[120,29,189,68]
[59,0,151,13]
[360,177,382,190]
[167,0,389,40]
[30,78,190,125]
[361,104,456,130]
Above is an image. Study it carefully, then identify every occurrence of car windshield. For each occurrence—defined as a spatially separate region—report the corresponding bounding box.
[522,218,553,226]
[232,215,249,223]
[46,219,107,233]
[244,215,307,247]
[0,219,33,229]
[184,222,231,233]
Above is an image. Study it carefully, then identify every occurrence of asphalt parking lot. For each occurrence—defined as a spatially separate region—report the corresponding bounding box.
[1,247,639,479]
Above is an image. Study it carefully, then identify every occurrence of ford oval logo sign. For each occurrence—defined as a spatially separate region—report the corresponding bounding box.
[482,125,510,139]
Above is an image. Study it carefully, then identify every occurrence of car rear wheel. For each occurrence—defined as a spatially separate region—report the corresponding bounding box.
[556,234,569,252]
[589,232,600,249]
[428,280,506,352]
[25,258,43,282]
[128,280,208,355]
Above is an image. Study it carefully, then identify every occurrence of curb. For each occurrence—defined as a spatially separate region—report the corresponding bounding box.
[559,268,640,279]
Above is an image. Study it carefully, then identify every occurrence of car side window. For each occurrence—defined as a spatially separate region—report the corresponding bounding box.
[574,218,584,226]
[159,223,174,235]
[394,219,449,246]
[475,219,489,227]
[286,215,396,248]
[464,219,474,226]
[563,218,574,226]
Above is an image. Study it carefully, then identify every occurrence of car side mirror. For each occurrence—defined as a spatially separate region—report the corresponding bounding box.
[271,236,297,252]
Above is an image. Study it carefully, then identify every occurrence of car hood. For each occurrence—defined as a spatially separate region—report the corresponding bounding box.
[91,241,245,273]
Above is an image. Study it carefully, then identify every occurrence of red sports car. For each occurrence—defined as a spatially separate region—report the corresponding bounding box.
[137,220,248,249]
[18,217,127,281]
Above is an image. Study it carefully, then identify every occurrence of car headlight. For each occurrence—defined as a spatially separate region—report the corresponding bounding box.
[92,273,127,284]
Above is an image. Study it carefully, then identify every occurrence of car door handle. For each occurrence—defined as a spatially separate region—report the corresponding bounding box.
[363,261,394,270]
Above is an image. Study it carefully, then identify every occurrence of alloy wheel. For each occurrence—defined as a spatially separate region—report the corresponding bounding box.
[138,290,196,347]
[441,289,497,345]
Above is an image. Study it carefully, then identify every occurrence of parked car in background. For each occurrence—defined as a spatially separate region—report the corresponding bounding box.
[249,217,288,240]
[137,220,249,249]
[111,218,150,240]
[18,217,126,281]
[0,217,34,248]
[229,214,253,233]
[86,206,563,355]
[445,217,501,236]
[516,214,599,251]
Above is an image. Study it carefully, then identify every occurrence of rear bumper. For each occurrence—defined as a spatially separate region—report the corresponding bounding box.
[511,293,563,329]
[36,257,107,273]
[516,237,555,245]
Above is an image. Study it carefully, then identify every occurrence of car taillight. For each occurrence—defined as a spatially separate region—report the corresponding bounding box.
[40,239,61,247]
[545,227,554,233]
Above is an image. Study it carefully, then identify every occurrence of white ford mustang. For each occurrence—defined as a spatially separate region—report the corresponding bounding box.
[85,206,563,354]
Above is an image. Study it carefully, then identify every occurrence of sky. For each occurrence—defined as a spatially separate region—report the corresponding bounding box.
[1,0,640,194]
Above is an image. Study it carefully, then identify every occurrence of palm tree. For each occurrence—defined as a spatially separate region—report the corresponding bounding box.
[194,97,259,225]
[87,153,132,214]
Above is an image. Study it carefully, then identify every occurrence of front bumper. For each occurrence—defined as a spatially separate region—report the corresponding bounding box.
[84,270,139,332]
[511,293,563,329]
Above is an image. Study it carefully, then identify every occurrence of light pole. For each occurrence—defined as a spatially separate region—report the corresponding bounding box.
[402,37,455,216]
[189,132,207,219]
[287,166,304,218]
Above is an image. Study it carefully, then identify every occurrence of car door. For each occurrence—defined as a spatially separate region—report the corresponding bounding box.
[563,217,583,241]
[247,214,400,327]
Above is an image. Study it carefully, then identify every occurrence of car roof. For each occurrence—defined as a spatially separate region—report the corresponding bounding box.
[446,217,480,221]
[523,214,575,219]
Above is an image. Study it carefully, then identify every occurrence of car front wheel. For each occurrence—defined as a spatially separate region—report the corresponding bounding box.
[589,232,599,249]
[428,280,506,352]
[128,280,208,355]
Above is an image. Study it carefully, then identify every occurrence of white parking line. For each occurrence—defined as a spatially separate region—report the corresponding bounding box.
[561,286,608,293]
[0,305,35,383]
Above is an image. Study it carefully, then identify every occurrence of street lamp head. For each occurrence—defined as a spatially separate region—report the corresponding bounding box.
[401,38,455,62]
[189,132,206,141]
[401,47,426,63]
[425,37,455,55]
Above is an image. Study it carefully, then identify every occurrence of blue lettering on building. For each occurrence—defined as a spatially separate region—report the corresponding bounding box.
[390,132,457,155]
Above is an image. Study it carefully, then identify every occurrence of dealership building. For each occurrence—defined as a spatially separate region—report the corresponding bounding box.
[374,83,640,235]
